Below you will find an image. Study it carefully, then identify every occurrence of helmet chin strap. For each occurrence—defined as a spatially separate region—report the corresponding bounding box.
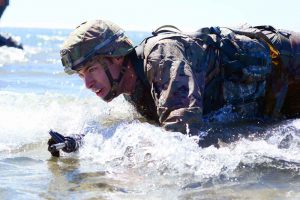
[103,58,129,101]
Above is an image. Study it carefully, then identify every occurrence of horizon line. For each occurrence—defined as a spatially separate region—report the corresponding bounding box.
[0,23,154,32]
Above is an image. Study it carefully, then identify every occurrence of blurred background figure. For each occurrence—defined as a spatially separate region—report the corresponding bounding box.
[0,0,23,49]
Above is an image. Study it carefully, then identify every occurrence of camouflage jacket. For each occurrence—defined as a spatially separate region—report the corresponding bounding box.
[125,26,285,136]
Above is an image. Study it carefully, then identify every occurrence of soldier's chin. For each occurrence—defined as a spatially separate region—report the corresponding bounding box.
[102,92,118,102]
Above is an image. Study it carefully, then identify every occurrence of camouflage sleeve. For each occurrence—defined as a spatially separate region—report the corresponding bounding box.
[145,38,204,135]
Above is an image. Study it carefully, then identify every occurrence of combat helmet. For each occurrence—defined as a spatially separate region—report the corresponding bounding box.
[60,19,134,74]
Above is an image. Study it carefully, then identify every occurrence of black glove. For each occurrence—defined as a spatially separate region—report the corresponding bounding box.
[47,130,84,157]
[48,137,60,157]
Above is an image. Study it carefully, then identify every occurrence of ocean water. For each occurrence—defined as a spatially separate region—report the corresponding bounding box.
[0,27,300,200]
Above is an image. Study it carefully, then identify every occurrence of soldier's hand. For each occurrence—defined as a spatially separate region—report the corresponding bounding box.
[47,137,60,157]
[47,130,83,157]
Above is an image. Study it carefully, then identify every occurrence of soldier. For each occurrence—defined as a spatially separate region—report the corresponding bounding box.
[48,19,300,155]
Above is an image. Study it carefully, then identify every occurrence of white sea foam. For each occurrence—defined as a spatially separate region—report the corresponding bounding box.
[293,119,300,129]
[0,47,28,66]
[62,117,300,189]
[0,91,135,151]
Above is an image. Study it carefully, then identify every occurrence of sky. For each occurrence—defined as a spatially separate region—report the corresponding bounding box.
[1,0,300,32]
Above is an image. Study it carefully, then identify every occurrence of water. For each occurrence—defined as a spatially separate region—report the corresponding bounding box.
[0,27,300,200]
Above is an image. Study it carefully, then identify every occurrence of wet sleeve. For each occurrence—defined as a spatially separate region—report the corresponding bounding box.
[146,39,204,135]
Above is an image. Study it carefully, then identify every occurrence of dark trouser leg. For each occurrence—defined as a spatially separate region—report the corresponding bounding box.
[0,7,6,19]
[0,0,9,19]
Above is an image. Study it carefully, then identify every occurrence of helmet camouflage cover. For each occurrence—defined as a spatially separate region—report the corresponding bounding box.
[60,19,134,74]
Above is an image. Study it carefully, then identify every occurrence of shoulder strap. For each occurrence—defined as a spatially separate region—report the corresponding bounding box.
[137,25,187,61]
[132,25,185,88]
[152,25,182,35]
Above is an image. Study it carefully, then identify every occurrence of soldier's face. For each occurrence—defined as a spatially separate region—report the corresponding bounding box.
[77,57,121,102]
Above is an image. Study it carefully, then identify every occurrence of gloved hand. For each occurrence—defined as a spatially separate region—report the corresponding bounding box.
[48,137,60,157]
[47,130,83,157]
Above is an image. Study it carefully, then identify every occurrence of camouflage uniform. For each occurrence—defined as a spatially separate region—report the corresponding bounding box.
[125,25,300,136]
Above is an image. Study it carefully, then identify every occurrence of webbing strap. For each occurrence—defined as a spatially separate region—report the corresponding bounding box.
[227,28,280,56]
[103,58,129,101]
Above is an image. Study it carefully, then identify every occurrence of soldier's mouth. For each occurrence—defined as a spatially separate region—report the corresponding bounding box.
[95,88,105,97]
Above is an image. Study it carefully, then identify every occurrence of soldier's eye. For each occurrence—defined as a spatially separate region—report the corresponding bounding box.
[88,66,96,73]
